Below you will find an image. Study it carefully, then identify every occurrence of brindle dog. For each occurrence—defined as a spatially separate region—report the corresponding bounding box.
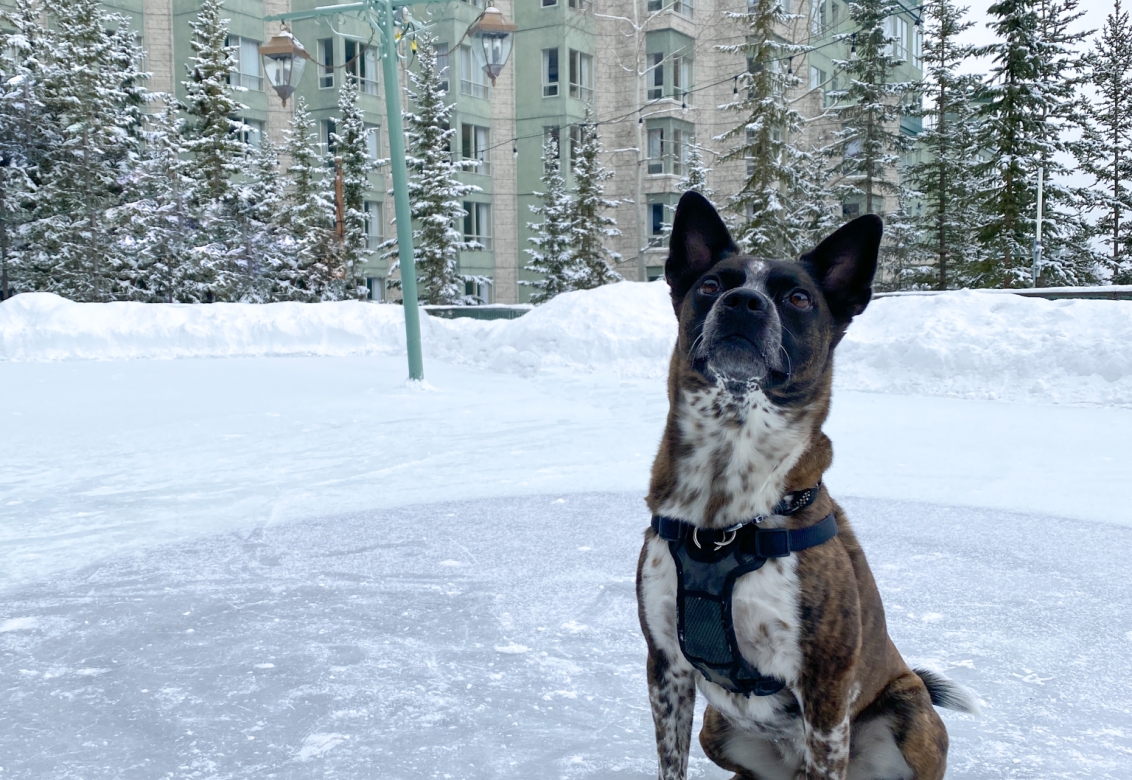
[637,192,975,780]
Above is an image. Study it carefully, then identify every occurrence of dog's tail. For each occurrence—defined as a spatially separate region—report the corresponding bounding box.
[914,668,980,715]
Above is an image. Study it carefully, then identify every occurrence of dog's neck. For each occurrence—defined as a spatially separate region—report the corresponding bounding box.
[647,372,832,529]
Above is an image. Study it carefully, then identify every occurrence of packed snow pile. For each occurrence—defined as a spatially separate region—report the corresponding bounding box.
[2,284,1131,405]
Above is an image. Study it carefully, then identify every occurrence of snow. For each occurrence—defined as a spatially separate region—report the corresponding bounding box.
[1,286,1131,778]
[4,284,1131,403]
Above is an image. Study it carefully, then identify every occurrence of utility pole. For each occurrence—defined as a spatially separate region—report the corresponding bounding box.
[1032,165,1044,286]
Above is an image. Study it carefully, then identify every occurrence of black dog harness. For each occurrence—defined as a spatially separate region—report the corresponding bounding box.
[650,484,838,696]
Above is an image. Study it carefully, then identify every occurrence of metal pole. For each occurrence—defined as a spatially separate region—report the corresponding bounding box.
[377,0,425,380]
[1032,165,1044,287]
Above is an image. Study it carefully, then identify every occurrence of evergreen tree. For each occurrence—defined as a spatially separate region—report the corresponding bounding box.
[0,0,48,299]
[877,178,934,289]
[522,136,576,304]
[908,0,986,288]
[22,0,148,301]
[182,0,244,209]
[330,78,375,301]
[1077,0,1132,283]
[783,143,841,252]
[569,113,622,289]
[228,137,285,302]
[829,0,919,217]
[974,0,1090,287]
[109,102,198,302]
[661,136,715,239]
[396,40,481,305]
[718,0,811,256]
[276,97,337,301]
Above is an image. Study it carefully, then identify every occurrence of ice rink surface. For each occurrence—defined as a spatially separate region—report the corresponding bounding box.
[2,492,1130,779]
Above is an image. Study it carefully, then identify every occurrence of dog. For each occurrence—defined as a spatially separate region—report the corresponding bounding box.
[636,191,975,780]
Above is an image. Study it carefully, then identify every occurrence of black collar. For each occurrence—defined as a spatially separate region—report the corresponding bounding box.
[647,479,833,554]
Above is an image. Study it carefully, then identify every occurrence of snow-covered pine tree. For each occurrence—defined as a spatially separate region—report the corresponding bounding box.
[330,77,375,301]
[0,0,48,299]
[22,0,149,301]
[109,102,198,302]
[522,136,576,304]
[396,40,481,305]
[974,0,1091,287]
[829,0,919,217]
[569,112,622,289]
[1077,0,1132,283]
[661,136,715,239]
[227,137,285,302]
[876,177,933,290]
[784,142,841,251]
[907,0,986,289]
[276,97,338,301]
[182,0,244,209]
[718,0,811,256]
[181,0,248,299]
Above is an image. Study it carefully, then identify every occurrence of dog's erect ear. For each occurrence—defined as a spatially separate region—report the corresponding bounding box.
[665,191,737,304]
[799,215,882,322]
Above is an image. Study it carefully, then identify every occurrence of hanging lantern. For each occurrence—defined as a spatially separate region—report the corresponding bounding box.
[467,5,516,86]
[259,29,311,106]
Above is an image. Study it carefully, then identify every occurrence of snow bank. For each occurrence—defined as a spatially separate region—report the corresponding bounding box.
[3,285,1131,405]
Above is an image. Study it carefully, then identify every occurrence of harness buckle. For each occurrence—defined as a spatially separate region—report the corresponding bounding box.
[755,528,791,558]
[693,526,738,552]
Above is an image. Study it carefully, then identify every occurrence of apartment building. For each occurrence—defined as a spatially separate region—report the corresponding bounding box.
[16,0,923,302]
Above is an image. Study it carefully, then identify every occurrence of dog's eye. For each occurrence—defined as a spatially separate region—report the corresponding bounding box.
[788,290,812,309]
[700,278,721,296]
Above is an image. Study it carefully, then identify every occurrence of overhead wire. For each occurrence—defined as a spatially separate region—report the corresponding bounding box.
[474,2,925,157]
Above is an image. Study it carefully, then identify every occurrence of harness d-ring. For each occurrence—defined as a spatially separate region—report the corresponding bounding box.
[693,527,737,552]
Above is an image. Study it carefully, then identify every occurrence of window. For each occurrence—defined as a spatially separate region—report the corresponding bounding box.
[569,123,583,164]
[648,0,662,11]
[568,0,593,10]
[672,0,693,17]
[746,127,757,175]
[648,201,667,246]
[542,0,557,6]
[465,279,493,303]
[227,36,262,91]
[436,43,450,93]
[462,124,491,175]
[365,123,381,162]
[842,202,861,218]
[542,48,559,97]
[673,56,692,103]
[647,127,664,174]
[544,126,561,160]
[461,44,489,99]
[647,52,664,101]
[462,0,484,6]
[463,202,492,249]
[364,201,383,250]
[569,50,593,102]
[671,128,686,176]
[367,277,386,301]
[814,1,827,35]
[886,17,908,62]
[345,39,378,95]
[322,119,337,157]
[236,118,264,148]
[809,66,825,91]
[317,38,334,89]
[912,26,923,69]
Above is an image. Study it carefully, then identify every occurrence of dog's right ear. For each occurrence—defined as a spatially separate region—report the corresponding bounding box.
[665,191,737,307]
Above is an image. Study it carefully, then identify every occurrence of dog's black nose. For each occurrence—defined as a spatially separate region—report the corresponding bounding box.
[721,288,770,313]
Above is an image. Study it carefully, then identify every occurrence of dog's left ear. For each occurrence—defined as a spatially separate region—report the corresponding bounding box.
[665,191,737,306]
[799,214,883,323]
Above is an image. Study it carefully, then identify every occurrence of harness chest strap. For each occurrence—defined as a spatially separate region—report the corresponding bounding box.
[649,490,838,697]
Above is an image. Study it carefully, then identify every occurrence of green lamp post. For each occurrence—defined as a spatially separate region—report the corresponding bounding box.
[263,1,515,382]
